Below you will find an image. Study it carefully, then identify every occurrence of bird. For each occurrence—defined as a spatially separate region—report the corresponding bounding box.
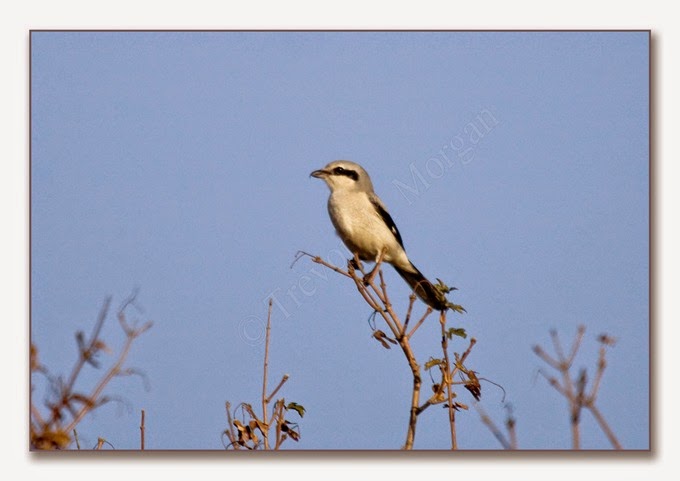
[310,160,448,310]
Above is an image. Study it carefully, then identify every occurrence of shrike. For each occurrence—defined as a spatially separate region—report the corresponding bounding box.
[310,160,448,310]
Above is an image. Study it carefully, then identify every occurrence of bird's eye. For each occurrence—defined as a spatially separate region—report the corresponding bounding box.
[333,167,345,174]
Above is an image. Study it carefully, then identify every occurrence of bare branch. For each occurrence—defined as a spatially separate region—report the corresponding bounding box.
[534,326,621,450]
[266,374,290,404]
[567,325,587,364]
[588,404,622,449]
[406,307,433,339]
[73,429,81,450]
[550,329,567,364]
[140,410,145,450]
[31,293,152,450]
[401,294,418,336]
[65,297,111,393]
[532,345,561,370]
[300,251,471,450]
[225,299,304,450]
[439,310,457,449]
[588,344,608,401]
[261,298,273,450]
[505,405,518,450]
[474,402,511,449]
[63,323,141,434]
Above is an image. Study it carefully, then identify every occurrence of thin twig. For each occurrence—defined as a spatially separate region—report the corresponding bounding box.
[417,338,477,416]
[65,297,112,392]
[506,408,518,450]
[63,320,151,435]
[588,404,622,449]
[363,248,386,287]
[567,325,587,364]
[349,268,401,338]
[571,369,588,450]
[407,307,433,339]
[294,251,352,278]
[532,345,561,370]
[397,332,421,450]
[273,400,286,450]
[266,374,290,404]
[474,403,510,449]
[440,310,457,449]
[401,294,417,337]
[302,252,463,450]
[533,326,621,450]
[223,402,237,449]
[30,404,45,428]
[350,256,421,449]
[261,299,273,450]
[537,370,569,398]
[548,328,581,449]
[453,338,478,370]
[140,409,145,450]
[73,429,81,450]
[550,329,567,365]
[347,264,382,309]
[378,269,389,302]
[372,273,403,335]
[589,345,607,401]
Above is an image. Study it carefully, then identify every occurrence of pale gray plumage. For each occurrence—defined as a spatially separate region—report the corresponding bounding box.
[310,160,447,310]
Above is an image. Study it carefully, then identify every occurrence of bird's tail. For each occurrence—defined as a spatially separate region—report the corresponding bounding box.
[393,263,448,311]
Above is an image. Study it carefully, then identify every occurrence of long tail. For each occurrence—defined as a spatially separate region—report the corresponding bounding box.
[393,262,448,311]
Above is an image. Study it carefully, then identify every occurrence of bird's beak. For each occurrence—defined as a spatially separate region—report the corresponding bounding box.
[310,169,328,179]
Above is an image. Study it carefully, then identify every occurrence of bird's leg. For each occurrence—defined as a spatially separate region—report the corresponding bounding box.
[347,252,364,274]
[349,252,363,272]
[363,248,386,286]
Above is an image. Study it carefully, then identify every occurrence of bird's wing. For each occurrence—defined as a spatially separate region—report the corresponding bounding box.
[369,193,405,249]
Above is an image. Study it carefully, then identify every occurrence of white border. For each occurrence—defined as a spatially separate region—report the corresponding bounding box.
[4,1,675,479]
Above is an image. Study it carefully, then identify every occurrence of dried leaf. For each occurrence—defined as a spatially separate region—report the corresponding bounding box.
[93,339,112,354]
[446,302,467,314]
[69,393,96,408]
[372,329,397,349]
[464,371,482,401]
[425,358,443,370]
[253,418,268,433]
[249,419,263,435]
[233,420,251,446]
[597,334,617,346]
[282,421,300,442]
[286,402,306,418]
[248,425,259,445]
[80,341,103,368]
[444,401,468,411]
[30,344,40,371]
[32,429,71,450]
[446,327,467,339]
[432,386,447,403]
[434,278,458,294]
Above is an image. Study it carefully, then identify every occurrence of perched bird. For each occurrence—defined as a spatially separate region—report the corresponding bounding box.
[310,160,448,310]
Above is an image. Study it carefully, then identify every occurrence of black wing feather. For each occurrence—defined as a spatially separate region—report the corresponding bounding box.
[370,196,405,249]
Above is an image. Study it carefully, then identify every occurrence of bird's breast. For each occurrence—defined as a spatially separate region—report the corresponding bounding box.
[326,192,404,263]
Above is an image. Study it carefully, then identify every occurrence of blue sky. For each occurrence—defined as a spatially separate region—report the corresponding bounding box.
[30,31,648,450]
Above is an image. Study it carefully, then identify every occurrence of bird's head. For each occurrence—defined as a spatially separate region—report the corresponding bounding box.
[310,160,374,193]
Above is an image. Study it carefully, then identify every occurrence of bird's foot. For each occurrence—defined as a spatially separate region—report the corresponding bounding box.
[363,266,379,286]
[349,258,362,270]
